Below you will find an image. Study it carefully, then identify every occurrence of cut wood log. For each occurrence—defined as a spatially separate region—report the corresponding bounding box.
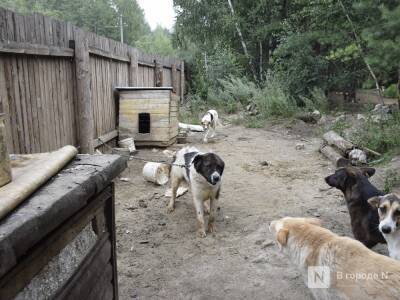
[0,145,78,220]
[322,131,354,155]
[320,144,350,168]
[178,122,204,132]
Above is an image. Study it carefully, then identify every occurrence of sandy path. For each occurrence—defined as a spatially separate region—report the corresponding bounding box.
[115,123,354,299]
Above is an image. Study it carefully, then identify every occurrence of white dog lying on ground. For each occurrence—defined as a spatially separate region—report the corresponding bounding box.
[201,109,219,143]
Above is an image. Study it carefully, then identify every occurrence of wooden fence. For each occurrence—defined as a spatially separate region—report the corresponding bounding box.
[0,8,185,154]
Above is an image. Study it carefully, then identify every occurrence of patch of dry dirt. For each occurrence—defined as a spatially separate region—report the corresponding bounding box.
[114,122,384,299]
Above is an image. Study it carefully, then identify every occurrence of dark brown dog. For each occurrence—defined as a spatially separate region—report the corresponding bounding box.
[325,166,386,248]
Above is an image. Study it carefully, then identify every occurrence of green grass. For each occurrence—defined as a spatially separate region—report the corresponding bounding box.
[384,169,400,193]
[351,112,400,155]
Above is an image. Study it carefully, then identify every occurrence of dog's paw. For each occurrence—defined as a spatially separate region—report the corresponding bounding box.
[197,229,207,238]
[167,204,175,213]
[207,223,215,233]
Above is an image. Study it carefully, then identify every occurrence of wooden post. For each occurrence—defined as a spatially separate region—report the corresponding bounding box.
[180,60,185,103]
[171,63,177,93]
[73,29,94,154]
[128,48,138,86]
[154,59,163,87]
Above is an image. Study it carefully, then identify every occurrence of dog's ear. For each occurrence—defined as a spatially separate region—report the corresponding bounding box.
[276,228,289,248]
[361,167,376,178]
[368,196,381,208]
[192,154,203,171]
[304,217,322,227]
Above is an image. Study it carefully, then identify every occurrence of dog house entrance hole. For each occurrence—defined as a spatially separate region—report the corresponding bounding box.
[138,113,151,133]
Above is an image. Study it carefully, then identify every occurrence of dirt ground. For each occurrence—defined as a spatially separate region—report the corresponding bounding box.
[114,120,387,300]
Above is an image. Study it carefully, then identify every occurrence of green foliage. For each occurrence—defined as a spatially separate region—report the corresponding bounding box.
[384,170,400,193]
[384,84,399,98]
[329,117,351,137]
[244,116,264,128]
[175,0,400,105]
[216,76,257,105]
[0,0,151,47]
[361,3,400,85]
[136,26,176,56]
[352,112,400,154]
[255,75,296,118]
[209,75,296,118]
[299,88,329,113]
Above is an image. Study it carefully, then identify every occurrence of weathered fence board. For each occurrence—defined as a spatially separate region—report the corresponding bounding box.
[0,7,185,154]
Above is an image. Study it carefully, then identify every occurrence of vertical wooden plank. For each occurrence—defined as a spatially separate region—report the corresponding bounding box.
[74,28,94,153]
[0,8,7,42]
[0,56,13,153]
[5,9,15,42]
[154,58,163,87]
[90,56,98,139]
[22,56,37,152]
[3,59,19,153]
[56,59,65,147]
[30,58,42,152]
[171,63,178,93]
[16,56,31,153]
[37,14,51,151]
[10,57,25,153]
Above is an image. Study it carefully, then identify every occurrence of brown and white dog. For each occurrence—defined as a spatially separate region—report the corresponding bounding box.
[325,167,385,248]
[167,146,225,237]
[369,193,400,260]
[201,109,219,143]
[269,217,400,300]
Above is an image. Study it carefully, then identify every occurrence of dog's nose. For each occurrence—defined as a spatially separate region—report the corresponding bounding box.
[381,225,392,234]
[212,174,220,183]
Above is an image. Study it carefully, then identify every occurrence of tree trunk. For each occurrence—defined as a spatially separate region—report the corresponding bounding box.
[338,0,384,105]
[320,145,350,168]
[398,65,400,109]
[226,0,256,80]
[259,41,262,81]
[322,131,354,155]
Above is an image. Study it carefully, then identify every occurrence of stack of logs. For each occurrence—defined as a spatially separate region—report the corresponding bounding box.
[320,131,381,167]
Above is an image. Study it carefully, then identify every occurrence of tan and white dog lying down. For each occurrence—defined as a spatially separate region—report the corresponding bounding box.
[269,217,400,300]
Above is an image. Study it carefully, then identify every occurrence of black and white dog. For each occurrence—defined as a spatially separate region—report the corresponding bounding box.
[201,109,219,143]
[167,146,225,237]
[369,193,400,260]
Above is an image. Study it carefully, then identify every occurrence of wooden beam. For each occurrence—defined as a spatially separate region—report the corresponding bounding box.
[128,48,139,86]
[88,46,130,63]
[0,188,112,299]
[138,61,155,68]
[171,63,178,93]
[0,42,74,57]
[93,130,118,148]
[154,60,163,87]
[73,29,94,154]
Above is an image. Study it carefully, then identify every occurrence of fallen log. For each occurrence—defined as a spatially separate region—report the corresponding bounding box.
[323,130,381,158]
[320,144,350,167]
[178,122,204,132]
[322,131,354,155]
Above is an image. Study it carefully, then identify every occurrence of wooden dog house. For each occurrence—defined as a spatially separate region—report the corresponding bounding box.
[116,87,179,147]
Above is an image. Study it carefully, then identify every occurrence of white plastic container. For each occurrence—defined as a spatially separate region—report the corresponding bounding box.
[142,162,170,185]
[118,137,136,153]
